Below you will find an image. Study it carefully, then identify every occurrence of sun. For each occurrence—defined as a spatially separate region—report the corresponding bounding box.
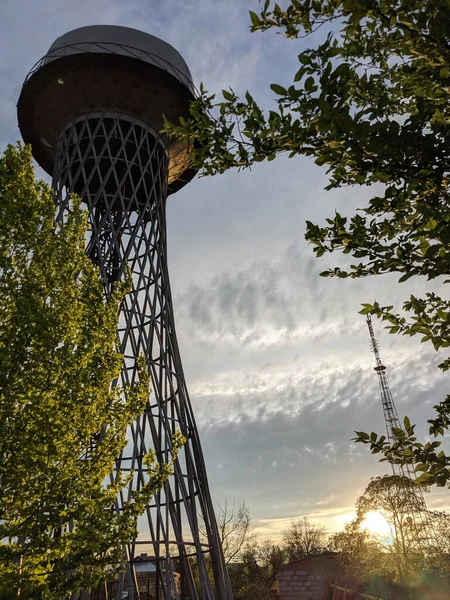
[362,511,391,537]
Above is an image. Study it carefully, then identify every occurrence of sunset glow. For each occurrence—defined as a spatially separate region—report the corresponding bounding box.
[362,511,391,537]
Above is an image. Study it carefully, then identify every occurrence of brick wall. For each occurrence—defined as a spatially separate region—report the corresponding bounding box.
[278,569,326,600]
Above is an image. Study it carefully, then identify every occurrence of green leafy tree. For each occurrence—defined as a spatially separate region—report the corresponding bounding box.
[163,0,450,487]
[330,475,449,595]
[0,144,184,599]
[427,510,450,576]
[329,519,386,583]
[355,475,430,582]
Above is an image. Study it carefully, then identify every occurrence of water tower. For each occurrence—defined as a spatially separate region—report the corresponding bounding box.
[18,25,232,600]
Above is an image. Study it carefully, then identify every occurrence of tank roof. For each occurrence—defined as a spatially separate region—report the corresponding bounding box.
[44,25,193,91]
[17,25,197,194]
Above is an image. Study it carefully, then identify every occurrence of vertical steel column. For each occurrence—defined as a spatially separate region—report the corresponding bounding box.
[52,112,232,600]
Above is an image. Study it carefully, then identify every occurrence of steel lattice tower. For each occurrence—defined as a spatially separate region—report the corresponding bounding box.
[366,315,414,479]
[366,315,434,551]
[18,25,233,600]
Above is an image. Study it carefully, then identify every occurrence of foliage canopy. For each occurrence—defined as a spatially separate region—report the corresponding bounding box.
[0,144,183,599]
[163,0,450,486]
[331,475,450,588]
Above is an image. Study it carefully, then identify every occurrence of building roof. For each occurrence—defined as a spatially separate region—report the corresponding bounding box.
[279,552,339,571]
[132,554,158,573]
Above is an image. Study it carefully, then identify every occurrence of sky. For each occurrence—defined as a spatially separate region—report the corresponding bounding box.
[1,0,449,541]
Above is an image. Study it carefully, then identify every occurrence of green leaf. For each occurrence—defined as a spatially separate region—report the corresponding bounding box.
[249,10,260,27]
[270,83,287,95]
[222,89,235,101]
[359,303,373,315]
[305,76,315,92]
[414,463,428,472]
[298,52,311,65]
[315,155,328,166]
[414,472,432,485]
[294,67,306,82]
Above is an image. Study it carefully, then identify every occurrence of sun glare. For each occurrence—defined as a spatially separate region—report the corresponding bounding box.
[362,511,391,537]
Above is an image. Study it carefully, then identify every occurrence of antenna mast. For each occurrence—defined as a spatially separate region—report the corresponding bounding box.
[366,314,412,478]
[366,315,437,550]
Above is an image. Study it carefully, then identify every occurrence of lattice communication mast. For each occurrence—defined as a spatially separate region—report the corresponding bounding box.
[366,315,431,507]
[18,25,233,600]
[366,315,415,479]
[366,317,440,562]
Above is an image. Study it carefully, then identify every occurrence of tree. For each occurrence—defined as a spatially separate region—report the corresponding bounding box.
[193,499,257,597]
[355,475,434,582]
[282,516,327,562]
[232,540,286,600]
[329,519,386,582]
[163,0,450,487]
[0,144,183,599]
[429,510,450,555]
[330,475,450,595]
[214,499,257,564]
[427,510,450,576]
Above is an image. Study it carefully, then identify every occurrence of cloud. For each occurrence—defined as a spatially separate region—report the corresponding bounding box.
[191,344,449,533]
[177,244,311,343]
